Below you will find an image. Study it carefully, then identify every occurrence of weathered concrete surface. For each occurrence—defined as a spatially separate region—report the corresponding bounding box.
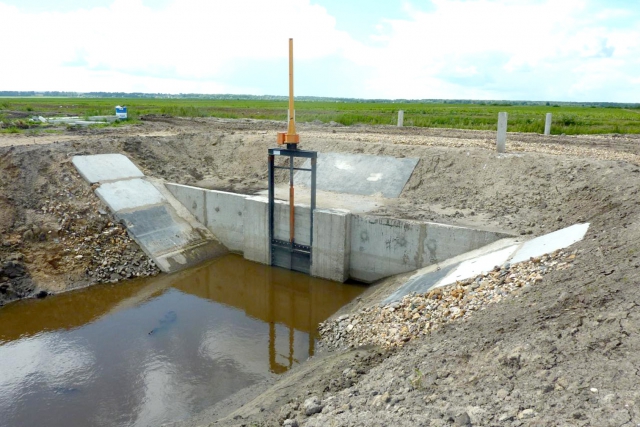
[510,223,589,264]
[438,244,519,288]
[204,190,247,253]
[166,183,206,225]
[72,153,144,184]
[295,152,419,198]
[243,196,270,265]
[350,215,511,283]
[165,183,248,252]
[74,154,227,273]
[312,209,351,282]
[96,178,165,212]
[116,204,225,272]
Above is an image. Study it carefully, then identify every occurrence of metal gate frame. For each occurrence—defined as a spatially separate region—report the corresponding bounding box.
[268,147,317,274]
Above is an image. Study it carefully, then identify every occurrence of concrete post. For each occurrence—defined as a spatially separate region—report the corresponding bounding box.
[496,112,508,153]
[544,113,552,135]
[243,196,270,265]
[397,110,404,127]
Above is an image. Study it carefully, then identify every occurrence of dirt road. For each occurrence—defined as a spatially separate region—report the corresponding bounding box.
[2,117,640,425]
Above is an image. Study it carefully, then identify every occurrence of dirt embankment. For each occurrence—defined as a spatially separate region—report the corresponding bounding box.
[3,117,640,426]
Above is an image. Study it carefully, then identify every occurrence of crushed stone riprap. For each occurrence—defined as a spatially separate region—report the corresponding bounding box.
[40,198,161,285]
[319,249,577,351]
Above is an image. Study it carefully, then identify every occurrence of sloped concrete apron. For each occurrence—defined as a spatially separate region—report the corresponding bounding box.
[72,154,227,273]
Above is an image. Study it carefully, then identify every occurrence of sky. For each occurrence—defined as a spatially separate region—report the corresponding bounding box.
[0,0,639,102]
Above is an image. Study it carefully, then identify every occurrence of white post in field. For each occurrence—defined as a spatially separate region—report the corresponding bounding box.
[544,113,552,135]
[496,112,508,153]
[397,110,404,127]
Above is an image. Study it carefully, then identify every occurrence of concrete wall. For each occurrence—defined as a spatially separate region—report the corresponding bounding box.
[206,190,247,252]
[243,196,269,265]
[349,215,509,283]
[166,184,247,253]
[167,183,206,225]
[312,209,351,282]
[166,184,509,283]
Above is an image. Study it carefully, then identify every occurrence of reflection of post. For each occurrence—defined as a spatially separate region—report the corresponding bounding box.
[308,330,315,358]
[286,280,295,370]
[268,322,282,374]
[268,266,297,374]
[307,279,315,358]
[268,263,288,374]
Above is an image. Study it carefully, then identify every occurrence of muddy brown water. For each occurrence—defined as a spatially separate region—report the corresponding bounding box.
[0,254,365,427]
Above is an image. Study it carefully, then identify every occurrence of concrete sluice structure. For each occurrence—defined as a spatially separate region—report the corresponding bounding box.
[166,183,511,283]
[72,152,514,283]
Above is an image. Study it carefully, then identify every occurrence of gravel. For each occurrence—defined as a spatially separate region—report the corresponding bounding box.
[319,250,577,351]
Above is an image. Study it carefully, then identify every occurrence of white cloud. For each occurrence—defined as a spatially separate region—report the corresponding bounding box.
[0,0,354,93]
[0,0,639,101]
[341,0,640,101]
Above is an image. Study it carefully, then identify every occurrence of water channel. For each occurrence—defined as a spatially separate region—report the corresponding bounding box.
[0,254,365,427]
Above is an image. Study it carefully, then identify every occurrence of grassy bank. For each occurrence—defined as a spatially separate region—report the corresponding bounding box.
[2,97,640,135]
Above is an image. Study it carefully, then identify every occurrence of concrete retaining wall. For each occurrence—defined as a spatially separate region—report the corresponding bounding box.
[166,184,509,283]
[349,216,508,282]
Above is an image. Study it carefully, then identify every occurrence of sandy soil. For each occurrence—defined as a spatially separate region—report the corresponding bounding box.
[2,117,640,425]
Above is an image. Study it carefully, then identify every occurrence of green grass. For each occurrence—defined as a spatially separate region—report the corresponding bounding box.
[1,97,640,135]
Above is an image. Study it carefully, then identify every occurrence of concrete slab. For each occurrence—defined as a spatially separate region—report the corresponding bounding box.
[95,179,165,212]
[116,204,226,272]
[295,152,419,198]
[510,223,589,264]
[117,204,197,255]
[383,263,459,305]
[165,184,249,253]
[72,154,144,184]
[438,245,518,288]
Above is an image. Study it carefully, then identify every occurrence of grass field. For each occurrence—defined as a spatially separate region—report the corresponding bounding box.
[2,97,640,135]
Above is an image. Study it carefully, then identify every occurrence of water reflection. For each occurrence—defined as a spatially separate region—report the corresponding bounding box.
[0,255,365,427]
